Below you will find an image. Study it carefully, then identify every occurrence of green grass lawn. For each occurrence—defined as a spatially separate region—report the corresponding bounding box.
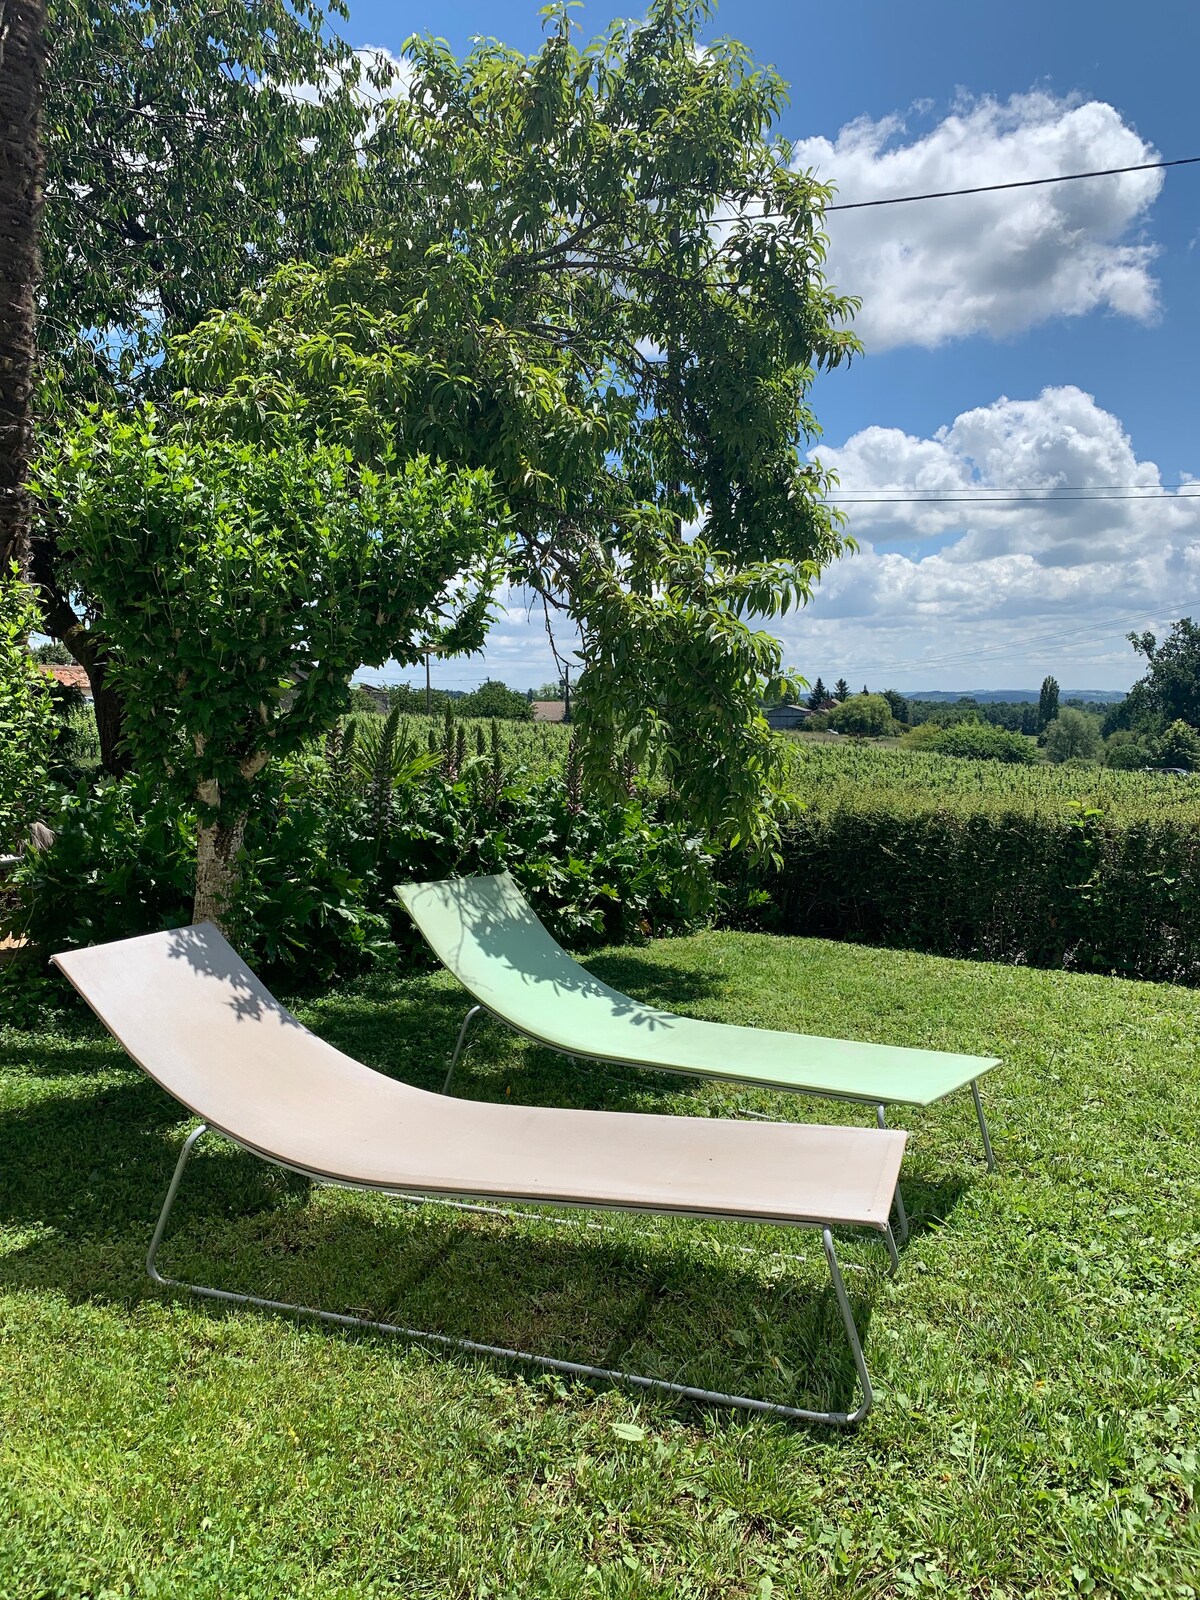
[2,933,1198,1598]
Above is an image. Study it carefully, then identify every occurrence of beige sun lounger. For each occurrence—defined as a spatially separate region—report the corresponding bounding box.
[53,922,908,1425]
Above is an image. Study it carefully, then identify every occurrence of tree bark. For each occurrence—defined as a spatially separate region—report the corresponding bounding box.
[89,655,131,775]
[193,810,247,933]
[0,0,47,578]
[30,536,132,772]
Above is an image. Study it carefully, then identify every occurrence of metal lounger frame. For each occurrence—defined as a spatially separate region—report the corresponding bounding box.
[148,1121,899,1428]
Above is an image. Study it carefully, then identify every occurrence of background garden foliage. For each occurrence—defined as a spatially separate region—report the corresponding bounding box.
[5,712,713,998]
[0,572,56,853]
[11,716,1200,999]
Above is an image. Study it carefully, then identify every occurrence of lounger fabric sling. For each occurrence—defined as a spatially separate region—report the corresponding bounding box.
[397,872,1000,1160]
[53,922,907,1425]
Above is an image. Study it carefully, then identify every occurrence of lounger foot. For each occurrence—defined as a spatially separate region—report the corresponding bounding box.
[148,1128,876,1427]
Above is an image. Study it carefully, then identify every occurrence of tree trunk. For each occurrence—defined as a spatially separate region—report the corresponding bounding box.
[0,0,47,578]
[90,654,131,775]
[193,810,247,933]
[30,537,132,774]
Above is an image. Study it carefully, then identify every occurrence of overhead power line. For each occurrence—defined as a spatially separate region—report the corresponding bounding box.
[825,483,1196,495]
[827,490,1200,505]
[708,155,1200,225]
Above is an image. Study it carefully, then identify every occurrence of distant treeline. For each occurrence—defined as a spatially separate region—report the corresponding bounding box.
[355,678,541,721]
[905,696,1124,735]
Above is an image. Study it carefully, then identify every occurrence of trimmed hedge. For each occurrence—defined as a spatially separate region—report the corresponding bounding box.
[731,803,1200,984]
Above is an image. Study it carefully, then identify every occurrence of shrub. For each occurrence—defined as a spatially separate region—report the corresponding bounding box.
[5,778,194,951]
[1104,733,1151,770]
[900,721,946,750]
[456,679,534,721]
[1152,719,1200,772]
[1043,707,1103,764]
[0,574,58,853]
[916,720,1037,764]
[726,801,1200,983]
[829,693,894,738]
[11,732,716,989]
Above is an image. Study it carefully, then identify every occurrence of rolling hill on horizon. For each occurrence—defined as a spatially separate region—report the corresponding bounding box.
[907,689,1124,703]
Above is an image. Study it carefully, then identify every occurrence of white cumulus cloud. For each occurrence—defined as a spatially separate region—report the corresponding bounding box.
[775,387,1200,688]
[792,93,1163,351]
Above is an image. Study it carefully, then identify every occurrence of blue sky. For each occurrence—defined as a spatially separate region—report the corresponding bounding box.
[347,0,1200,694]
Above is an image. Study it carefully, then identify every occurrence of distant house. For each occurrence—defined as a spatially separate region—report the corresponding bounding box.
[354,683,391,713]
[764,703,810,731]
[41,664,93,703]
[531,700,567,724]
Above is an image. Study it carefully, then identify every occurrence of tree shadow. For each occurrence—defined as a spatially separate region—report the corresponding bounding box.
[0,1034,124,1080]
[308,982,694,1111]
[0,1076,299,1240]
[583,950,727,1011]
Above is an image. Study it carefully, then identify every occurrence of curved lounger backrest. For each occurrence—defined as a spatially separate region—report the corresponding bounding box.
[51,924,905,1230]
[396,873,1000,1105]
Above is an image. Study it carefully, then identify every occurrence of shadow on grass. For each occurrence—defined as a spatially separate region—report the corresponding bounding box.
[583,950,727,1010]
[0,1033,124,1079]
[308,982,698,1111]
[0,1077,886,1426]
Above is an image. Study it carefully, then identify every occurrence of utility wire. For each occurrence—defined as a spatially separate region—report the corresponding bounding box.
[708,155,1199,225]
[827,490,1199,504]
[826,483,1196,494]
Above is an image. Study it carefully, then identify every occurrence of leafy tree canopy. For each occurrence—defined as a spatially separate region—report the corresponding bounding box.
[1038,674,1059,731]
[457,679,534,721]
[1152,719,1200,772]
[0,571,58,852]
[830,692,893,738]
[912,720,1037,765]
[30,638,72,663]
[42,0,392,401]
[172,0,860,851]
[1043,706,1102,764]
[1127,619,1200,732]
[881,688,908,725]
[35,408,502,922]
[35,0,407,769]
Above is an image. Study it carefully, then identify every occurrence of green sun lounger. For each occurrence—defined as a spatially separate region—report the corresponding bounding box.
[398,871,1001,1169]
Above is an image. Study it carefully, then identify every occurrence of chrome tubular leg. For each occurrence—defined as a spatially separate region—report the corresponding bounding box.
[443,1005,484,1096]
[882,1223,900,1275]
[145,1129,879,1427]
[874,1104,909,1246]
[147,1122,209,1286]
[821,1227,874,1424]
[971,1079,996,1172]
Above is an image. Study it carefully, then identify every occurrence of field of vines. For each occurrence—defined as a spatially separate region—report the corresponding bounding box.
[779,735,1200,824]
[347,713,573,785]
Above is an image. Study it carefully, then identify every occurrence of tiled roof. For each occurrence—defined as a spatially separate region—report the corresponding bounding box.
[41,663,91,692]
[531,700,567,723]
